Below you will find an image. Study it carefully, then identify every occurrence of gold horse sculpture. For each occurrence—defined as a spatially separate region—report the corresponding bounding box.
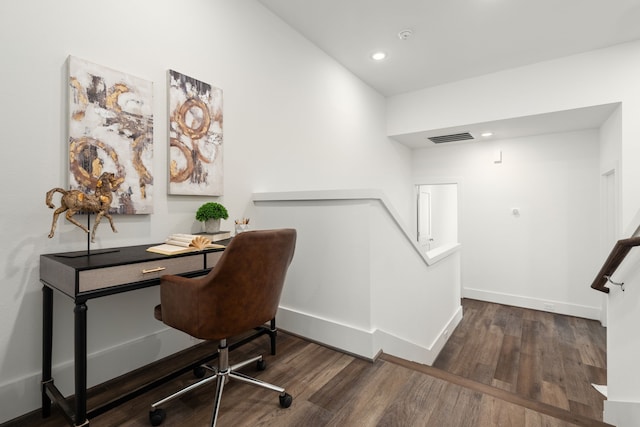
[46,172,119,242]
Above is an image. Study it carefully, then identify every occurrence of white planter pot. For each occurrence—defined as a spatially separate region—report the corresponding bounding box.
[204,219,221,233]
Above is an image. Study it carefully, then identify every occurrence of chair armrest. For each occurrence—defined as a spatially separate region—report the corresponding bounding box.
[159,274,204,337]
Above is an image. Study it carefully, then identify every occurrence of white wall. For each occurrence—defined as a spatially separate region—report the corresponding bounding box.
[253,190,462,365]
[599,105,623,250]
[597,106,622,327]
[389,42,640,425]
[412,130,602,318]
[388,40,640,230]
[0,0,413,422]
[368,197,462,363]
[603,228,640,424]
[600,104,640,425]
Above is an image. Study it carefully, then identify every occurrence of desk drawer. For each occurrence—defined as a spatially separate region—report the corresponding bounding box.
[78,256,203,292]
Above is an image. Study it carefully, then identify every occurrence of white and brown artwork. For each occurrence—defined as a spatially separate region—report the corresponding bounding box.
[68,56,154,214]
[168,70,223,195]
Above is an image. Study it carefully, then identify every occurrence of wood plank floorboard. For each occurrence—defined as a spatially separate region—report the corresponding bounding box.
[433,299,608,424]
[3,299,611,427]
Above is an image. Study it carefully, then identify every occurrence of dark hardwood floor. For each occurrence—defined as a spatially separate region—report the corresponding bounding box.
[4,299,610,427]
[434,299,608,422]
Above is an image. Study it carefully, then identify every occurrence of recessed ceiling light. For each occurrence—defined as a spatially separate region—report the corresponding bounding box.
[371,51,387,61]
[481,132,493,137]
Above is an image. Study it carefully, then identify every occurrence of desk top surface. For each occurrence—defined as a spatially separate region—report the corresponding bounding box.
[41,242,228,271]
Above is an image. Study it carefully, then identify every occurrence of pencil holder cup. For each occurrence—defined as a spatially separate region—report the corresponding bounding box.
[235,223,250,234]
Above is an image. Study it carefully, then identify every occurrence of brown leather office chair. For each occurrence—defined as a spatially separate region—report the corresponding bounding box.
[149,228,297,427]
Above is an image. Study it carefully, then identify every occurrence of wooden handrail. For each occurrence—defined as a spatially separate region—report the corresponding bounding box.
[591,236,640,293]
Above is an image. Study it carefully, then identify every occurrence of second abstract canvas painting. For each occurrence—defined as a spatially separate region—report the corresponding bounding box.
[168,70,223,196]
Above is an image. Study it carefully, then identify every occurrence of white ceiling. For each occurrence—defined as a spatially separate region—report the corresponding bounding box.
[258,0,639,145]
[259,0,640,97]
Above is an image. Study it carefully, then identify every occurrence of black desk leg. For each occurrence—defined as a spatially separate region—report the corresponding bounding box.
[74,302,89,426]
[42,286,53,418]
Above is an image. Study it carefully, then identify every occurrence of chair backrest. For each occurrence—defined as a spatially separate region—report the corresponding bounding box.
[173,228,296,340]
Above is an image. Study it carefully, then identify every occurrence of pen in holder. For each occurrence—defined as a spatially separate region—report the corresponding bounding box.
[235,218,250,234]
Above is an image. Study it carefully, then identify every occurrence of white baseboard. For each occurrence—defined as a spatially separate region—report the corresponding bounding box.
[277,304,463,366]
[0,327,194,424]
[276,306,377,359]
[604,399,640,427]
[373,305,463,365]
[462,287,601,320]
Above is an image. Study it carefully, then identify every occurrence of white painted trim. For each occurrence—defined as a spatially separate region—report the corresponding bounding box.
[277,304,463,366]
[462,287,601,320]
[599,162,619,327]
[276,306,376,359]
[604,400,640,427]
[374,304,464,365]
[427,304,464,360]
[253,189,460,265]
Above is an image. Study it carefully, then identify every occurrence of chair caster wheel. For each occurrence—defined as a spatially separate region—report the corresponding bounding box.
[279,392,293,408]
[257,359,267,371]
[149,408,166,426]
[193,365,206,378]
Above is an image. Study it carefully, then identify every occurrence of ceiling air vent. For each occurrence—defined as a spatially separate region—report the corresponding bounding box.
[428,132,474,144]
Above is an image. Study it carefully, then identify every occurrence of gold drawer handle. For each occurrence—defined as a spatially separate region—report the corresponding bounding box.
[142,267,166,274]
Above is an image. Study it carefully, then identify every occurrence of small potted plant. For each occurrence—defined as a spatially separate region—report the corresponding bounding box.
[195,202,229,233]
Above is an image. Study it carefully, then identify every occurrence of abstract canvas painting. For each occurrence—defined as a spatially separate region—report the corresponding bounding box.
[68,56,154,214]
[168,70,223,195]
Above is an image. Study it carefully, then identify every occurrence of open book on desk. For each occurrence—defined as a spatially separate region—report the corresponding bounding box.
[147,234,226,255]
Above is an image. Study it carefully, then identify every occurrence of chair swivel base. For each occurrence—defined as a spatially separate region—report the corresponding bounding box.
[149,340,292,427]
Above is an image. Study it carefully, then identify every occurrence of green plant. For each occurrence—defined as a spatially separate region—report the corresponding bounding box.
[195,202,229,222]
